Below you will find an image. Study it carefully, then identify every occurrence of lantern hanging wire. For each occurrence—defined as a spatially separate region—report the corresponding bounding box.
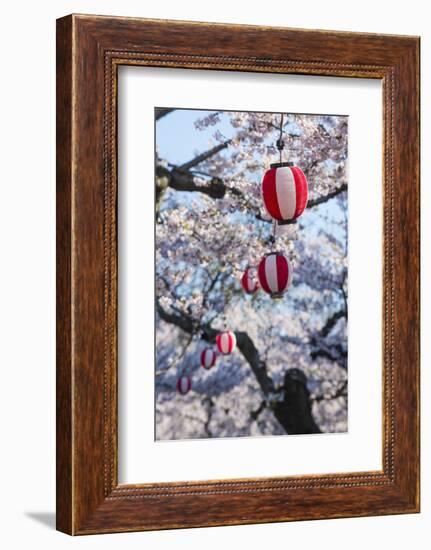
[276,113,285,163]
[270,115,286,247]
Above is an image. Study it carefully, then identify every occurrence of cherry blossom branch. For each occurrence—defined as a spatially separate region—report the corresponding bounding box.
[201,271,222,312]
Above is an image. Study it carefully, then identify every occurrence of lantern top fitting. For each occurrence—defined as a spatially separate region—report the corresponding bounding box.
[270,161,294,169]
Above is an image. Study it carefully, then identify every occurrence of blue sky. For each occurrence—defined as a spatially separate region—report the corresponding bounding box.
[156,109,235,165]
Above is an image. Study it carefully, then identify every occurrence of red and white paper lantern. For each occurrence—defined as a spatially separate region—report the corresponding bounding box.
[176,375,192,395]
[241,267,259,294]
[258,252,292,298]
[200,347,217,370]
[216,331,237,355]
[261,164,308,221]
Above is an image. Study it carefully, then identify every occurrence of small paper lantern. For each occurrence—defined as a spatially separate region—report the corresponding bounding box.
[200,347,217,369]
[176,375,191,395]
[241,267,259,294]
[216,331,237,355]
[261,163,308,221]
[258,252,292,298]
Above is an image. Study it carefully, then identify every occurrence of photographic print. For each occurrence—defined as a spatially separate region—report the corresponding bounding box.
[155,107,348,441]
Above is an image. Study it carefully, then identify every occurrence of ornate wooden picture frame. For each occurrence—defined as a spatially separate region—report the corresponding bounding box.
[56,14,420,535]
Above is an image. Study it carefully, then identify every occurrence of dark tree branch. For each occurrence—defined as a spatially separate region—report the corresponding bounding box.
[178,141,231,172]
[310,309,348,369]
[341,286,348,318]
[156,164,227,200]
[312,380,347,403]
[251,401,267,421]
[155,107,175,121]
[340,269,348,318]
[156,299,196,335]
[201,271,222,312]
[310,346,347,365]
[235,331,275,396]
[155,141,232,207]
[320,309,346,338]
[307,183,347,208]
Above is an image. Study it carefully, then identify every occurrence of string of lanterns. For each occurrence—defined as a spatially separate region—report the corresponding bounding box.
[244,113,308,300]
[176,113,309,395]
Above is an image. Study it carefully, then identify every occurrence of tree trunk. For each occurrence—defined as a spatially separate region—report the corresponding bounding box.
[274,369,320,434]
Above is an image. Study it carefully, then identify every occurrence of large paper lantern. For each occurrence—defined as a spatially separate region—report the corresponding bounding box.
[241,267,259,294]
[216,331,237,355]
[258,252,292,298]
[200,347,217,370]
[261,162,308,221]
[176,375,191,395]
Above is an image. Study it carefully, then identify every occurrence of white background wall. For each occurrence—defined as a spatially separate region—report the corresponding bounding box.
[0,1,427,548]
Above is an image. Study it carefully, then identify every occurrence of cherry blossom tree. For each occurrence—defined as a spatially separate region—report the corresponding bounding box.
[155,108,348,439]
